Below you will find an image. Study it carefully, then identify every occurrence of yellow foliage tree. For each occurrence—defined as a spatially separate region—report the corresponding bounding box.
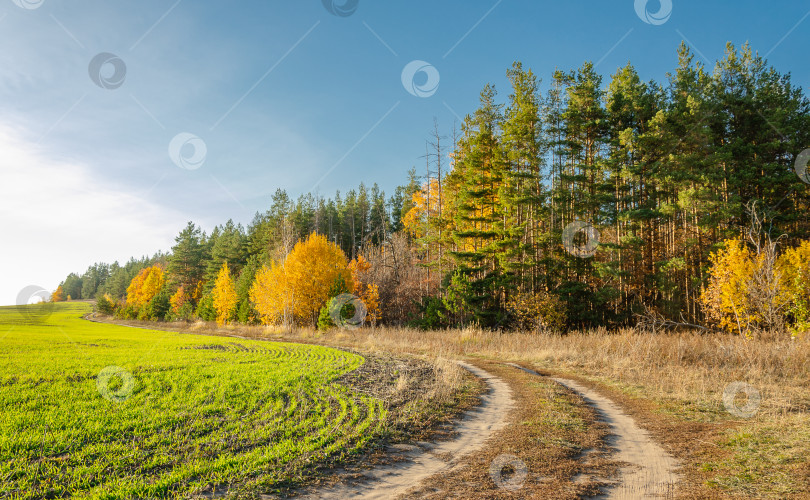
[170,285,186,314]
[51,285,64,303]
[250,260,290,325]
[191,280,204,303]
[402,178,442,239]
[702,238,810,337]
[212,262,237,326]
[348,255,371,289]
[702,239,757,334]
[251,233,353,326]
[126,266,165,308]
[777,240,810,337]
[362,283,381,327]
[349,255,382,326]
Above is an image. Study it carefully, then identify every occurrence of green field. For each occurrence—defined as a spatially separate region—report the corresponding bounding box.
[0,302,386,499]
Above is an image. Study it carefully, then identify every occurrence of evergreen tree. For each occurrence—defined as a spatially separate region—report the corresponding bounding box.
[167,222,207,298]
[501,62,547,293]
[203,219,247,289]
[446,84,507,326]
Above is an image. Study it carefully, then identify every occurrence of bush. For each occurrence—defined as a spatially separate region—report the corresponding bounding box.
[777,240,810,338]
[147,289,171,321]
[168,301,194,322]
[317,304,334,331]
[195,294,216,322]
[236,299,258,325]
[95,293,116,315]
[506,290,567,333]
[115,303,138,320]
[317,297,357,331]
[703,238,810,338]
[409,296,448,330]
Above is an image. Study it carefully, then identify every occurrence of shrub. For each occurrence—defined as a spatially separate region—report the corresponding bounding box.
[169,301,194,322]
[506,290,567,333]
[703,238,810,338]
[236,299,257,325]
[147,288,171,321]
[409,296,448,330]
[115,303,138,320]
[317,304,335,331]
[195,294,216,322]
[95,293,116,315]
[777,240,810,338]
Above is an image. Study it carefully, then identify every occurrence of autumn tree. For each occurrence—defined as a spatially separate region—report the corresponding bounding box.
[778,241,810,337]
[122,265,167,320]
[169,286,187,316]
[349,255,382,326]
[212,262,237,326]
[51,285,65,303]
[702,239,758,335]
[126,266,165,308]
[250,260,290,326]
[251,233,353,326]
[702,223,800,338]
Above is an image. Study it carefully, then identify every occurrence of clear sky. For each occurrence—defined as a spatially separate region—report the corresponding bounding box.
[2,0,809,305]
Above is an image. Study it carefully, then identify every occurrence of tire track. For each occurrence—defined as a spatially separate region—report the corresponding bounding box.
[300,362,514,499]
[506,363,680,498]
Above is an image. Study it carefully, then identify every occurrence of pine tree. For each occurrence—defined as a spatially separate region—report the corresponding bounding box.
[553,62,610,327]
[168,222,206,299]
[203,219,247,289]
[501,62,546,293]
[446,84,507,326]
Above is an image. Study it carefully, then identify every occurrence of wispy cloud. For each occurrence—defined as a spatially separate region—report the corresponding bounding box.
[0,123,187,304]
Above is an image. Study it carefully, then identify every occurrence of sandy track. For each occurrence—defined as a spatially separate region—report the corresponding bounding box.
[300,362,514,499]
[507,363,680,499]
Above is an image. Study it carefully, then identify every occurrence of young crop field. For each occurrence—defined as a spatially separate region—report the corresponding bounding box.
[0,302,388,498]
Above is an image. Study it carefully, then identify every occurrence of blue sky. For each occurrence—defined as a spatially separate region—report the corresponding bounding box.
[2,0,809,304]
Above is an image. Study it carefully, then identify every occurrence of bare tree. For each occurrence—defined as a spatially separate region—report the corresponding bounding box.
[743,201,788,336]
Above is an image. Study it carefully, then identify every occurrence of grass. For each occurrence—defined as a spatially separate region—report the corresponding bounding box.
[0,302,393,499]
[72,312,810,497]
[176,322,809,498]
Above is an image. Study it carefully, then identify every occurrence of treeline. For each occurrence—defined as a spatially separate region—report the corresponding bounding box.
[408,42,810,328]
[57,42,810,332]
[57,255,167,303]
[55,182,428,325]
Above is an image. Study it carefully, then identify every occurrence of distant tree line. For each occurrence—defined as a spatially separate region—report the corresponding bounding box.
[57,42,810,334]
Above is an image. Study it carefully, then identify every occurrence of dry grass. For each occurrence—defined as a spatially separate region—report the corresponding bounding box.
[267,324,810,498]
[273,325,808,418]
